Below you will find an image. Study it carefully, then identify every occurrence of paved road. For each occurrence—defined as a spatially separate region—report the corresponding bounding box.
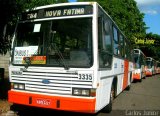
[4,75,160,116]
[98,74,160,116]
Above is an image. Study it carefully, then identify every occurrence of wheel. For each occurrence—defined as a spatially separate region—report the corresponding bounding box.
[125,84,131,91]
[126,73,132,91]
[143,75,146,79]
[103,84,115,113]
[139,73,142,82]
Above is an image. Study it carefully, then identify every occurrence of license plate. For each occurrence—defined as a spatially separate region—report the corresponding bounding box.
[36,98,51,106]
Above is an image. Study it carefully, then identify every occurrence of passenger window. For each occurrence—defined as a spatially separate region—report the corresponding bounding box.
[119,34,124,57]
[98,16,112,68]
[113,27,119,55]
[104,21,112,53]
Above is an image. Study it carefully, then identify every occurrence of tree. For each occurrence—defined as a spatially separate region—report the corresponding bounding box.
[0,0,68,55]
[0,0,17,54]
[78,0,147,44]
[140,33,160,61]
[82,0,160,60]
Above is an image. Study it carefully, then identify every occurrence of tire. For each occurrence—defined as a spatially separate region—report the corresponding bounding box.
[103,84,115,113]
[143,75,146,79]
[125,73,132,91]
[139,73,142,82]
[125,84,131,91]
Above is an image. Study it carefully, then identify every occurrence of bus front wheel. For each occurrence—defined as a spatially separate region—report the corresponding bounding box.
[139,73,142,82]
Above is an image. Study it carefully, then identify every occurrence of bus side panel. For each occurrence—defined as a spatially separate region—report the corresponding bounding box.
[116,59,124,95]
[128,62,134,84]
[96,71,113,111]
[123,60,129,90]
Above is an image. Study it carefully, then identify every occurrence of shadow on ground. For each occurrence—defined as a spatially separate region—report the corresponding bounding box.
[0,78,10,99]
[10,104,98,116]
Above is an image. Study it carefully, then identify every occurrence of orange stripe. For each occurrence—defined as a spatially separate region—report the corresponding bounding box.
[146,71,152,76]
[8,90,96,113]
[133,73,141,80]
[123,60,129,90]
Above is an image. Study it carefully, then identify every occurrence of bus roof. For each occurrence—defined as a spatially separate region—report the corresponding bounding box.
[146,57,155,61]
[133,49,146,57]
[27,2,96,11]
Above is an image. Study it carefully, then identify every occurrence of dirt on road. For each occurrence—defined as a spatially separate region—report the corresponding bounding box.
[0,100,11,113]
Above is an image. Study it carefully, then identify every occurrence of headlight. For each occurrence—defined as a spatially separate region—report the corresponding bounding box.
[73,89,81,95]
[19,84,25,90]
[12,83,25,90]
[72,88,95,97]
[13,83,19,89]
[82,89,90,96]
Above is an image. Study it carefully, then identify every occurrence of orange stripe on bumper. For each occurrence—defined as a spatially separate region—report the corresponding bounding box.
[8,90,96,113]
[133,74,140,80]
[146,71,152,76]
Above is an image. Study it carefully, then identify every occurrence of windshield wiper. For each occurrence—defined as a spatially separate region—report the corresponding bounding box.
[51,43,69,70]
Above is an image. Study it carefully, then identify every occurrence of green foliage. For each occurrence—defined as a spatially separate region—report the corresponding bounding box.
[0,0,69,55]
[77,0,160,60]
[17,0,56,11]
[78,0,146,43]
[140,33,160,60]
[0,0,17,55]
[0,0,159,60]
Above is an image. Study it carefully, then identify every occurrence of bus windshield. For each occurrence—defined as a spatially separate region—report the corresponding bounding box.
[12,18,93,68]
[146,61,152,68]
[134,54,140,68]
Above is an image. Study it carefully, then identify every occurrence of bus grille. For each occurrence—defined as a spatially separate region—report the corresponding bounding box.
[11,68,93,95]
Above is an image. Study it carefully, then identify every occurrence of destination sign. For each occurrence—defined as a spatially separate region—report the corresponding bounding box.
[21,5,93,20]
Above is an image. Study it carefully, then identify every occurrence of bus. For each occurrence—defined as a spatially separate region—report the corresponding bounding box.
[132,49,146,82]
[156,61,160,74]
[145,57,156,76]
[8,2,134,113]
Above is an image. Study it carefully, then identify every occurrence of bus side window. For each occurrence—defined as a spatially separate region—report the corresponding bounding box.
[113,26,120,56]
[104,21,112,53]
[119,34,124,58]
[98,16,112,68]
[125,41,131,60]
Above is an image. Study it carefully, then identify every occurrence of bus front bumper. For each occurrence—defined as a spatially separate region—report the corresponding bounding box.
[8,90,96,113]
[145,71,152,76]
[133,73,141,80]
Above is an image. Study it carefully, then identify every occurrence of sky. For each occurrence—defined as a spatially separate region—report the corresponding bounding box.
[134,0,160,35]
[69,0,160,35]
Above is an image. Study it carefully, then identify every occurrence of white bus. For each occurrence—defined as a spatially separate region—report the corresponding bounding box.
[8,2,134,113]
[146,57,156,76]
[156,61,160,74]
[133,49,146,82]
